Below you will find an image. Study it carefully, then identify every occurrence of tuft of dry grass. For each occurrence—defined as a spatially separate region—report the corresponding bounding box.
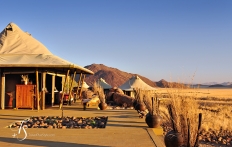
[163,82,201,146]
[133,88,160,115]
[143,92,160,115]
[159,81,232,146]
[92,81,105,103]
[133,88,145,104]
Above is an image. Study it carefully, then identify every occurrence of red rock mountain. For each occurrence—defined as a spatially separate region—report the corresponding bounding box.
[82,64,186,88]
[156,79,187,88]
[156,79,169,88]
[84,64,157,87]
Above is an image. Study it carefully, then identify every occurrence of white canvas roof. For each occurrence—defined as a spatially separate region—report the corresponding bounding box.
[81,82,89,89]
[97,78,112,89]
[0,23,93,74]
[119,75,156,91]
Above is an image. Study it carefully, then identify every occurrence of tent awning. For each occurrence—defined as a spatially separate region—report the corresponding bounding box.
[0,23,93,75]
[0,54,93,74]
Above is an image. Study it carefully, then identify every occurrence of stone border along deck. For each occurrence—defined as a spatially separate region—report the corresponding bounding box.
[7,116,108,129]
[0,104,165,147]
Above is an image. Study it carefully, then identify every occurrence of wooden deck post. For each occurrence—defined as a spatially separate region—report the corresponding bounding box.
[51,75,55,106]
[41,72,46,110]
[68,71,76,104]
[0,68,1,109]
[0,69,5,110]
[76,73,82,99]
[79,74,86,98]
[36,68,40,111]
[59,70,70,109]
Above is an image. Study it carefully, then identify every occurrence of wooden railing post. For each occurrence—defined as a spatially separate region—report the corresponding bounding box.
[79,74,86,99]
[59,70,70,110]
[41,72,46,110]
[36,68,40,111]
[76,73,83,99]
[0,68,5,110]
[51,75,55,106]
[68,71,76,105]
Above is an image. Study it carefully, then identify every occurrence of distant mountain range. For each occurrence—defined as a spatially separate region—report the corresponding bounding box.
[200,82,232,88]
[201,82,232,86]
[77,64,231,89]
[83,64,186,88]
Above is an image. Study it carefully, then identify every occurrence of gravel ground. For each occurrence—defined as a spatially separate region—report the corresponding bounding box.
[162,124,232,146]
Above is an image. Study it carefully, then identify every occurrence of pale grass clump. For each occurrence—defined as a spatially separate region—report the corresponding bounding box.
[164,82,201,146]
[159,105,172,130]
[160,81,232,146]
[133,88,146,105]
[133,88,160,115]
[92,81,105,103]
[143,90,160,115]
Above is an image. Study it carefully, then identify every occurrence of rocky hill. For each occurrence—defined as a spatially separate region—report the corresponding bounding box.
[83,64,157,87]
[208,84,226,87]
[156,79,187,88]
[81,64,187,88]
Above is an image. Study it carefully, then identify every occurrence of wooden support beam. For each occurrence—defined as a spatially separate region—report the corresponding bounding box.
[76,73,82,99]
[59,70,70,109]
[68,71,76,104]
[51,75,55,106]
[0,68,1,109]
[41,72,46,110]
[79,74,86,98]
[36,69,40,111]
[61,76,65,93]
[0,69,5,110]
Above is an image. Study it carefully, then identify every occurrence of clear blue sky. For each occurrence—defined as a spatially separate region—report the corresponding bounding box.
[1,0,232,84]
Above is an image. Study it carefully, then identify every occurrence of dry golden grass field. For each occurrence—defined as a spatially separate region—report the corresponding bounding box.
[156,88,232,99]
[153,87,232,146]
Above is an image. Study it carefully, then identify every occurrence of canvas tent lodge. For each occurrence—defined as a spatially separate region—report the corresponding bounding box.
[72,81,89,99]
[0,23,93,110]
[97,78,112,95]
[81,82,90,89]
[81,78,112,96]
[119,75,156,98]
